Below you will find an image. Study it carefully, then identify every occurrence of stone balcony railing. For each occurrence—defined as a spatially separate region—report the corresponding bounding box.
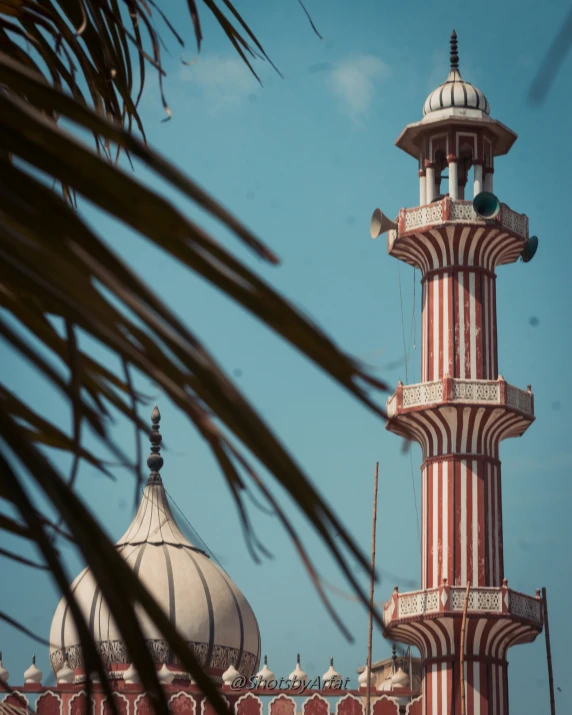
[387,197,528,248]
[383,581,543,628]
[386,376,534,419]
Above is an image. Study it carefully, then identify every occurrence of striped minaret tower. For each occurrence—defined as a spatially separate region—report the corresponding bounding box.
[378,32,542,715]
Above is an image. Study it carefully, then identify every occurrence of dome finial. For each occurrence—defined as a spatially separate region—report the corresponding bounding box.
[147,405,164,484]
[450,30,459,70]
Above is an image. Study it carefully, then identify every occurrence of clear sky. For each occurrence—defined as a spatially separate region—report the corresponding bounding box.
[2,0,571,712]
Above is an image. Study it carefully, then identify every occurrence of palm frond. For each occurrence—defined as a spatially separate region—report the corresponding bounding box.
[0,1,395,712]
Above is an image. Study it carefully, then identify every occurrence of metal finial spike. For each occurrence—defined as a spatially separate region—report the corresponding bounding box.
[147,405,164,484]
[296,653,300,664]
[450,29,459,70]
[330,657,334,666]
[151,404,161,424]
[32,655,36,665]
[392,643,397,659]
[264,655,267,665]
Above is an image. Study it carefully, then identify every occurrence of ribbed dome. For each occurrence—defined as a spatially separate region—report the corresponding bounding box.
[423,31,489,116]
[49,407,261,679]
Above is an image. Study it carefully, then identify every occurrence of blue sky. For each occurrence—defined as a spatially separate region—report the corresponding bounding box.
[2,0,571,712]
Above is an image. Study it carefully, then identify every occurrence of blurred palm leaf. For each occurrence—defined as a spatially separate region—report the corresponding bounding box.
[527,6,572,104]
[0,2,391,714]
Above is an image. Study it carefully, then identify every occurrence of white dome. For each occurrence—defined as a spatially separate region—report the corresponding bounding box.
[0,653,9,683]
[423,32,489,116]
[391,666,409,688]
[288,654,308,686]
[49,407,260,679]
[378,677,393,692]
[256,656,275,686]
[158,663,174,684]
[222,664,240,686]
[56,660,74,684]
[123,663,139,684]
[322,657,341,686]
[24,656,42,684]
[358,666,375,688]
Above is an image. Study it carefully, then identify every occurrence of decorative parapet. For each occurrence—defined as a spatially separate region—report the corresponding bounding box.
[388,197,528,249]
[383,585,542,627]
[386,376,533,418]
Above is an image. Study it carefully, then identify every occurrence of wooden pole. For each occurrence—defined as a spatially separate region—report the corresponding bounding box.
[366,462,379,715]
[460,581,471,715]
[542,587,556,715]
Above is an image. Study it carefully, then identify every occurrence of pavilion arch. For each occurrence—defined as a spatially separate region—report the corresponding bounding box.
[268,693,296,715]
[201,694,229,715]
[457,142,475,200]
[102,692,129,715]
[371,696,400,715]
[335,693,364,715]
[433,149,448,197]
[168,692,196,715]
[301,693,329,715]
[405,695,423,715]
[2,691,30,715]
[69,692,96,715]
[36,691,62,715]
[235,692,262,715]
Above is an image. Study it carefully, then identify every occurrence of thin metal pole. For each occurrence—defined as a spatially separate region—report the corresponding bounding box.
[366,462,379,715]
[542,587,556,715]
[460,581,471,715]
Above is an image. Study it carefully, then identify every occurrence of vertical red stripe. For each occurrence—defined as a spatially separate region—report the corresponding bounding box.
[427,463,433,588]
[422,281,427,382]
[454,271,461,378]
[454,661,462,714]
[454,459,462,585]
[466,458,474,585]
[437,460,443,586]
[428,279,434,381]
[448,459,455,585]
[497,464,504,583]
[475,271,483,379]
[492,464,498,587]
[447,271,454,376]
[484,460,491,586]
[464,270,472,378]
[483,274,490,379]
[426,663,433,715]
[492,278,498,378]
[478,463,485,586]
[438,273,444,378]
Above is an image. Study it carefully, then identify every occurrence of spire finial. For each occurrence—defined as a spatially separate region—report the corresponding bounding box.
[330,656,334,666]
[147,405,164,484]
[32,655,36,665]
[450,30,459,70]
[392,644,397,662]
[264,655,268,665]
[297,653,301,665]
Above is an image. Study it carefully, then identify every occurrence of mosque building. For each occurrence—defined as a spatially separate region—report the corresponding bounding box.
[0,31,543,715]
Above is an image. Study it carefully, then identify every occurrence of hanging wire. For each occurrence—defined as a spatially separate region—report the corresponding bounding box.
[397,263,421,549]
[162,485,228,574]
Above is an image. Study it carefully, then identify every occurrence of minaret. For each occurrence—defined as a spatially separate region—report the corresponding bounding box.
[378,32,542,715]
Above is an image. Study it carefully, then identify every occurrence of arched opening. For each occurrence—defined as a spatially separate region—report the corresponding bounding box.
[457,145,474,200]
[434,149,447,197]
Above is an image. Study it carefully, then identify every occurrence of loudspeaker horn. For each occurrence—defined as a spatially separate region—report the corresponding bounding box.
[473,191,501,219]
[522,235,539,263]
[370,208,397,239]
